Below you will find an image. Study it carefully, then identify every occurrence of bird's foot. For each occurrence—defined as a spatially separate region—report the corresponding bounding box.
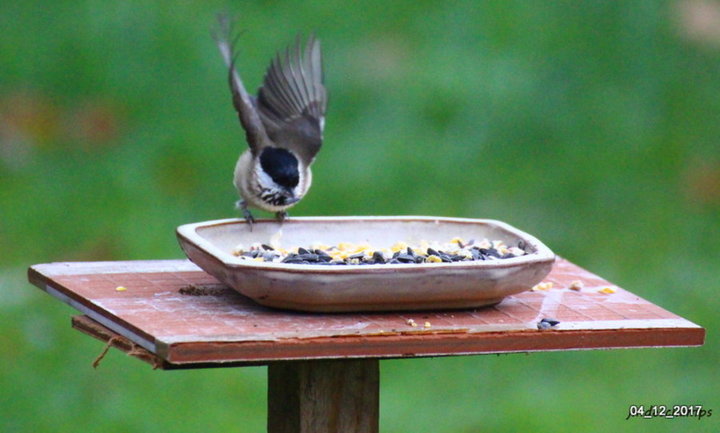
[235,200,256,230]
[275,211,288,223]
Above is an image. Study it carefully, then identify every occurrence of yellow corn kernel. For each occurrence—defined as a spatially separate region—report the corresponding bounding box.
[351,243,371,254]
[115,286,127,292]
[337,242,354,251]
[390,241,408,252]
[568,280,584,291]
[232,244,245,256]
[598,286,616,294]
[532,282,554,291]
[492,240,507,250]
[418,240,430,255]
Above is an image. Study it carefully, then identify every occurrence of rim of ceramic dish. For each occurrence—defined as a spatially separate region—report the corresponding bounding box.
[176,216,556,274]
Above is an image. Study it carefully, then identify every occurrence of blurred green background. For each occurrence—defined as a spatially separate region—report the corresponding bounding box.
[1,0,718,432]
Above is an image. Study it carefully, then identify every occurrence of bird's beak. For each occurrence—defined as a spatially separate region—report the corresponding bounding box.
[282,188,301,205]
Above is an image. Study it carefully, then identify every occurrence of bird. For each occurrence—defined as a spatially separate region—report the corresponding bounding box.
[213,15,327,226]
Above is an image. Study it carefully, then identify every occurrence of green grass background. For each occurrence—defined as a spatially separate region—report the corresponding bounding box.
[1,1,718,432]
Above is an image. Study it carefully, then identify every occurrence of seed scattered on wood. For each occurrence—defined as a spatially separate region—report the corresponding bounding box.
[532,281,554,291]
[537,318,560,330]
[568,280,584,291]
[179,284,228,296]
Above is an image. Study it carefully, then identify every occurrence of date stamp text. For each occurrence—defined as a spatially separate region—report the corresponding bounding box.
[626,405,712,420]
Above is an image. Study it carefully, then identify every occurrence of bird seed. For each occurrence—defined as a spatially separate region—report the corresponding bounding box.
[232,237,528,265]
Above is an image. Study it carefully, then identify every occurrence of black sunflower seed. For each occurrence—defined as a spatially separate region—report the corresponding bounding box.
[282,256,306,264]
[247,237,527,266]
[395,253,415,263]
[371,251,386,264]
[480,248,501,258]
[537,318,560,330]
[315,251,332,262]
[263,252,278,262]
[296,253,319,262]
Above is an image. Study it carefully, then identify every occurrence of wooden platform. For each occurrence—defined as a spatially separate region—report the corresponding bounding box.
[28,257,704,368]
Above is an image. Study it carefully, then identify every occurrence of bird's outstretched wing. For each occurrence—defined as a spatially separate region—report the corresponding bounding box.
[257,35,327,164]
[212,15,269,154]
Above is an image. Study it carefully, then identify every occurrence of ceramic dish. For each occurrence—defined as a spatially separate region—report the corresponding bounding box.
[176,216,555,312]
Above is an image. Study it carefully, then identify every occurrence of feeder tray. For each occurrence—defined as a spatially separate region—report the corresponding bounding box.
[176,216,555,312]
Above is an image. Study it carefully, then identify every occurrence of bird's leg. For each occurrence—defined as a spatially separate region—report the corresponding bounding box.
[235,199,255,229]
[275,210,288,223]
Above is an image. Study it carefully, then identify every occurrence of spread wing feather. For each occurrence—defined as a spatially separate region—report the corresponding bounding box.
[212,15,269,154]
[257,35,327,164]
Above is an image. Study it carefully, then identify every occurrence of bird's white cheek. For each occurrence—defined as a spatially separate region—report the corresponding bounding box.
[256,166,274,188]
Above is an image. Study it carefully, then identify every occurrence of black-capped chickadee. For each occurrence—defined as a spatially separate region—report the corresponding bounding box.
[213,16,327,225]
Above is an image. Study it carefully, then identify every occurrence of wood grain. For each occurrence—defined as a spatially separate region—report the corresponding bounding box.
[28,258,705,366]
[268,359,379,433]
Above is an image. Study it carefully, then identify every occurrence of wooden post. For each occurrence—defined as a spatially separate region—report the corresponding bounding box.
[267,359,379,433]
